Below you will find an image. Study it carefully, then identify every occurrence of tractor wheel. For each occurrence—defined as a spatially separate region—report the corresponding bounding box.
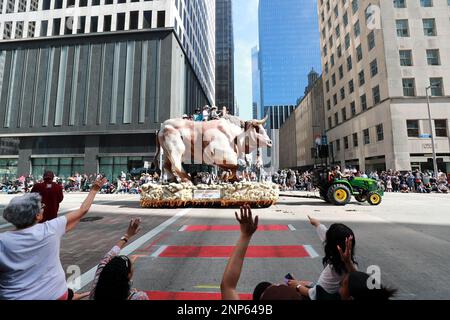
[355,194,367,203]
[367,192,382,206]
[327,184,352,206]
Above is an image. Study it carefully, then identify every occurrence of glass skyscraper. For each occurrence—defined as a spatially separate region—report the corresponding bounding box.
[258,0,321,116]
[216,0,235,113]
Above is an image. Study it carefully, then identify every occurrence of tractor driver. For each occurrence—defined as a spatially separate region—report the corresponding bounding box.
[330,165,350,181]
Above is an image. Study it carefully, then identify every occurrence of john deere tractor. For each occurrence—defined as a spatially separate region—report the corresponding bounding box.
[312,167,384,206]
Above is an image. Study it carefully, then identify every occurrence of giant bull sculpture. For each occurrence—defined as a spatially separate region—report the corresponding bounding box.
[155,115,272,183]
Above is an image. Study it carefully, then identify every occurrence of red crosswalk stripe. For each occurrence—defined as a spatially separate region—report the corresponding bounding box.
[181,225,289,232]
[154,245,310,258]
[147,291,252,300]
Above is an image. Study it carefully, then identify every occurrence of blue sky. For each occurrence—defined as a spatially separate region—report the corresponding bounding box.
[232,0,259,120]
[232,0,320,120]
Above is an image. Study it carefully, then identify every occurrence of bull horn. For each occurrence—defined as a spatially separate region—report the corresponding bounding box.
[253,114,269,125]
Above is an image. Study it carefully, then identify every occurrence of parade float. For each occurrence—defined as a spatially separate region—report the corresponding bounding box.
[140,113,279,208]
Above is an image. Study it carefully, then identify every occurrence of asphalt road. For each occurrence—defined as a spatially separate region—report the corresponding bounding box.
[1,191,449,300]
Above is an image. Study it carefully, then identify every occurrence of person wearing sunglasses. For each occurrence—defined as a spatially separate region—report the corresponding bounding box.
[89,218,148,300]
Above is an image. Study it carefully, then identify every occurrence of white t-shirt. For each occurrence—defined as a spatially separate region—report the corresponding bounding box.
[308,224,355,300]
[0,216,68,300]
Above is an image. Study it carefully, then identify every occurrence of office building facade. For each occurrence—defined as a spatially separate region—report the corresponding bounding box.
[215,0,234,113]
[0,0,216,181]
[319,0,450,172]
[279,74,325,170]
[258,0,321,117]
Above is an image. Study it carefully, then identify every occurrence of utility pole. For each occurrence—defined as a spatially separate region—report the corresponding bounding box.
[426,85,439,178]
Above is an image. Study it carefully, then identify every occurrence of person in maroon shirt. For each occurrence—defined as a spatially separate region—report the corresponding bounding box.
[31,171,64,222]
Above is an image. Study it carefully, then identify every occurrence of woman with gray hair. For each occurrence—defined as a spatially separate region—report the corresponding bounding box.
[0,177,106,300]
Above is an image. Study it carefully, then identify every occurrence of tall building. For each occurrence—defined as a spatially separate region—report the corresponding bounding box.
[258,0,321,117]
[251,46,261,119]
[263,105,296,171]
[215,0,234,114]
[319,0,450,172]
[0,0,216,105]
[279,74,325,170]
[0,0,216,180]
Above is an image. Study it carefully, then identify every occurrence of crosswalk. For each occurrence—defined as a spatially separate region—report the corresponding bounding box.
[133,223,320,300]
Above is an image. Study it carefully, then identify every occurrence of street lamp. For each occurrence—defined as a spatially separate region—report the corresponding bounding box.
[425,85,439,178]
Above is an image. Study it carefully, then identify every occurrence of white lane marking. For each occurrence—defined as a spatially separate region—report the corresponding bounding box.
[288,224,296,231]
[178,225,188,232]
[72,208,191,291]
[150,245,169,258]
[304,245,320,258]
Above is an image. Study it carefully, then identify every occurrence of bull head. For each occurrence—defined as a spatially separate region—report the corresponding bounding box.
[251,114,269,127]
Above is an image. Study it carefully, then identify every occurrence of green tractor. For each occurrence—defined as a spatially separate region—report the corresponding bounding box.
[313,167,384,206]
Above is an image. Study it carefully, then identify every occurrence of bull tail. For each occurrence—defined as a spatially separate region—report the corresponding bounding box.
[153,130,161,170]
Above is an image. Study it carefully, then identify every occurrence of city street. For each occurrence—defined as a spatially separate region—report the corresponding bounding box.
[1,191,449,300]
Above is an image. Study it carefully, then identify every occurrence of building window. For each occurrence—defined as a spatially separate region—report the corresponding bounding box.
[326,80,330,92]
[328,117,332,129]
[32,158,84,180]
[354,20,360,37]
[334,5,339,17]
[363,129,370,144]
[157,11,166,28]
[361,94,367,110]
[92,0,100,5]
[90,16,98,33]
[403,78,416,96]
[370,59,378,77]
[347,56,352,71]
[353,133,358,147]
[339,65,344,79]
[376,124,384,141]
[336,139,341,151]
[332,74,336,86]
[331,54,335,67]
[335,112,339,125]
[358,70,365,86]
[144,11,152,29]
[349,79,354,93]
[340,87,346,100]
[372,86,381,105]
[435,120,448,137]
[43,0,51,10]
[350,101,356,116]
[0,158,18,181]
[430,78,443,96]
[352,0,359,14]
[117,13,125,31]
[336,25,341,38]
[130,11,139,30]
[53,18,61,36]
[104,15,112,32]
[356,45,363,61]
[99,156,144,182]
[423,19,436,36]
[420,0,433,7]
[337,45,342,58]
[105,0,113,4]
[342,108,347,121]
[426,49,440,66]
[399,50,413,66]
[40,20,48,37]
[345,33,350,49]
[407,120,419,137]
[333,94,338,106]
[327,100,331,110]
[396,19,409,37]
[77,16,86,34]
[344,136,349,149]
[343,12,348,26]
[394,0,406,8]
[368,31,375,50]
